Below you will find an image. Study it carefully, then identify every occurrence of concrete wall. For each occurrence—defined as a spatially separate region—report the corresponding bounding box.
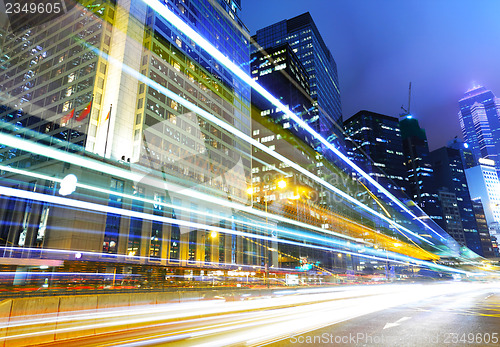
[0,288,275,347]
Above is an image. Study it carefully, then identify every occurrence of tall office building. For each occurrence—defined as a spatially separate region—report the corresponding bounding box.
[252,12,343,147]
[447,138,476,170]
[471,198,496,258]
[435,188,466,246]
[0,0,255,268]
[465,158,500,246]
[458,86,500,174]
[250,43,354,270]
[430,146,484,255]
[399,116,439,215]
[0,1,116,157]
[344,111,407,198]
[251,43,315,148]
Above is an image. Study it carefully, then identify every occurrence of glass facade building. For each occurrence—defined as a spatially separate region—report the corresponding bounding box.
[430,146,484,255]
[0,0,256,268]
[399,116,438,212]
[458,86,500,175]
[471,198,497,257]
[251,43,316,149]
[465,159,500,244]
[252,12,343,147]
[344,111,407,198]
[0,0,115,158]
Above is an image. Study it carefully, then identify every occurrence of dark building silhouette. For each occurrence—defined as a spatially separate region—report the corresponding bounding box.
[344,110,407,197]
[251,43,316,148]
[252,12,343,148]
[430,146,484,255]
[399,116,439,216]
[471,198,496,258]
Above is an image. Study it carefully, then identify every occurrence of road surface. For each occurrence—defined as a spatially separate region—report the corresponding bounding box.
[6,281,498,347]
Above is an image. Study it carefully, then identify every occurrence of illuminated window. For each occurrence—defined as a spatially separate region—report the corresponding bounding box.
[62,101,70,112]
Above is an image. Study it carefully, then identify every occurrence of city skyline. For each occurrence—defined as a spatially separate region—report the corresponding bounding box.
[241,0,500,150]
[0,1,499,345]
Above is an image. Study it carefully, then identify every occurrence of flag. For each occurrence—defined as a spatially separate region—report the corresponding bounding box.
[61,109,74,125]
[100,105,111,125]
[76,100,92,121]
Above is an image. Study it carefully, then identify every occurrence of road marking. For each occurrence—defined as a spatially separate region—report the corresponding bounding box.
[383,316,411,329]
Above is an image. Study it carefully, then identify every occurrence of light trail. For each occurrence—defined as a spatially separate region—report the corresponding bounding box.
[0,2,467,264]
[77,37,437,250]
[0,162,371,250]
[141,0,450,244]
[3,145,437,265]
[0,272,139,277]
[0,185,475,274]
[1,282,495,345]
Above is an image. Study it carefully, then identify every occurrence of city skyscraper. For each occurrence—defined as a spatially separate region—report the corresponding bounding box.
[249,43,356,271]
[344,110,407,197]
[465,158,500,246]
[430,146,484,255]
[471,198,496,258]
[399,116,438,214]
[0,0,254,267]
[251,43,316,149]
[458,86,500,174]
[252,12,343,147]
[435,188,466,246]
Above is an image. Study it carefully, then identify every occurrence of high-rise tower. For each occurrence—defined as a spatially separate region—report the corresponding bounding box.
[465,158,500,245]
[430,146,485,255]
[0,0,253,266]
[399,116,437,211]
[344,110,407,197]
[252,12,343,148]
[458,86,500,174]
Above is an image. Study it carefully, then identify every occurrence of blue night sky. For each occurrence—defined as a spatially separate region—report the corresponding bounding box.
[240,0,500,150]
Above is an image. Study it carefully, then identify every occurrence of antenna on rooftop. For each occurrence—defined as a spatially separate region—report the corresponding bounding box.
[400,82,412,117]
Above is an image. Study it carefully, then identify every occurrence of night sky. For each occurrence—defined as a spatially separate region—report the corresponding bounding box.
[240,0,500,150]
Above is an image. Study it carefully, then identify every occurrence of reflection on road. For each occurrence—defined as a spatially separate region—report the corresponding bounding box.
[3,282,497,346]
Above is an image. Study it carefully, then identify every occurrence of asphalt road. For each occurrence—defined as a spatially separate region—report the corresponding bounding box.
[271,283,500,347]
[20,281,500,347]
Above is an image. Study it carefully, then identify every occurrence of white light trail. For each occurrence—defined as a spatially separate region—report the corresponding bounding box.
[141,0,448,244]
[79,31,434,248]
[2,283,491,344]
[0,186,473,274]
[0,163,364,248]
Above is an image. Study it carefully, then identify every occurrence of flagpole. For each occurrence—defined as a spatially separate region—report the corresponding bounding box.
[67,117,72,152]
[66,108,75,152]
[104,104,112,158]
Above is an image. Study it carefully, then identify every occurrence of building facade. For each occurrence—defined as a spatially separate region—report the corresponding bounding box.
[430,146,484,256]
[0,0,260,273]
[252,12,343,147]
[458,86,500,175]
[399,116,439,215]
[251,43,316,149]
[471,198,496,258]
[344,110,407,198]
[465,158,500,252]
